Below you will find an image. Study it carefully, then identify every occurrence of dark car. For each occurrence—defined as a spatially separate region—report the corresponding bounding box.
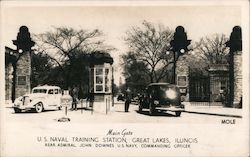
[117,93,125,101]
[138,83,184,116]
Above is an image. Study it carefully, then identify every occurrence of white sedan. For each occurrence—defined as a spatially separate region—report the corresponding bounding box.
[13,85,71,113]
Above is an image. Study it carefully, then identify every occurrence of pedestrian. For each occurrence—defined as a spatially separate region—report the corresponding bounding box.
[124,88,131,112]
[88,92,94,108]
[71,86,79,111]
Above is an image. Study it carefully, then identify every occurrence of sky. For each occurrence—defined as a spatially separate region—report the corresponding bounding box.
[1,2,243,85]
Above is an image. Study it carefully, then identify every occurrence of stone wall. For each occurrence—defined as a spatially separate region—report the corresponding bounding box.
[176,55,189,101]
[209,72,229,102]
[15,51,31,98]
[233,51,242,106]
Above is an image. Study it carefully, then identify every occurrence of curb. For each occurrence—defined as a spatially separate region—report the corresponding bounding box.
[183,110,242,118]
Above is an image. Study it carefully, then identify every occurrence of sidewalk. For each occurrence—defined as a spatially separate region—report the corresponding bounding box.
[183,102,242,118]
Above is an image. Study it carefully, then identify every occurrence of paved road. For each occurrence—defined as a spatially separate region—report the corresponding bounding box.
[3,102,240,124]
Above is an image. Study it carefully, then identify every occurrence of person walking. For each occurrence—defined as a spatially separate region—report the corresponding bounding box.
[71,86,79,111]
[124,88,131,112]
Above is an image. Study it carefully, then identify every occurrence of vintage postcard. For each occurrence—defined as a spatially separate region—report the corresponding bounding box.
[0,0,249,157]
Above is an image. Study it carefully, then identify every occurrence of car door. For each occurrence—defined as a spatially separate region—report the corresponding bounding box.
[47,89,56,108]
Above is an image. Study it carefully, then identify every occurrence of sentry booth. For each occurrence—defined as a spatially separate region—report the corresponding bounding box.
[89,51,113,114]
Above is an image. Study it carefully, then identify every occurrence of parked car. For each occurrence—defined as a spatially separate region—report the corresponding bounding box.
[138,83,184,116]
[117,93,125,101]
[13,85,69,113]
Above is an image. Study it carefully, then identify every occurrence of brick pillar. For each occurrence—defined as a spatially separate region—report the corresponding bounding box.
[176,55,189,101]
[233,51,242,107]
[15,51,31,98]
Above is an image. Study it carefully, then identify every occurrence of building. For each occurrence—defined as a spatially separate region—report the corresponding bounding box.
[88,51,114,114]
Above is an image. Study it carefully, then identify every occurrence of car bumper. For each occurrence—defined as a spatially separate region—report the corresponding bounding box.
[155,104,185,111]
[13,104,34,110]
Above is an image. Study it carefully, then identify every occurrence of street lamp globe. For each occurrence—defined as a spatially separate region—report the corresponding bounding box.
[180,49,185,54]
[18,49,23,53]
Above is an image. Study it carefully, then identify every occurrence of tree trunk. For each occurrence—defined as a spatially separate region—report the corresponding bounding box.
[66,59,74,88]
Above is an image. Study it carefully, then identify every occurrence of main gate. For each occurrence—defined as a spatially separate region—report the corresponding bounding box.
[189,77,210,102]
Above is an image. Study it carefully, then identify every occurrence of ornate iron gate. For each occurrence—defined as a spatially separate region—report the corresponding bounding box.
[189,77,210,101]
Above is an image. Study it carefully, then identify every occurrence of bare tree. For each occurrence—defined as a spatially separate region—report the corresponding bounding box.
[122,52,151,92]
[195,34,229,65]
[188,34,229,76]
[34,26,113,87]
[124,21,173,83]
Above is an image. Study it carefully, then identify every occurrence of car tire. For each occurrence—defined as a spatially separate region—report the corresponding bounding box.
[35,102,43,113]
[175,111,181,117]
[149,102,155,116]
[14,108,21,113]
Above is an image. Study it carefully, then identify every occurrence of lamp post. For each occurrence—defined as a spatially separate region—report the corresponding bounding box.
[170,26,191,84]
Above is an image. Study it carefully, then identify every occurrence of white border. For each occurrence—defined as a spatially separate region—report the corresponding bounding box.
[0,1,249,157]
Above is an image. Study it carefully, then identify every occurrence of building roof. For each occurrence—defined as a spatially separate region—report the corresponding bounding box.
[90,51,113,65]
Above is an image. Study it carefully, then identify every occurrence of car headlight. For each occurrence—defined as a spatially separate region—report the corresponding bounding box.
[165,89,177,99]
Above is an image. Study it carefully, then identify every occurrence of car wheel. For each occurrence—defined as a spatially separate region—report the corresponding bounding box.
[35,102,43,113]
[175,111,181,117]
[14,108,21,113]
[149,102,155,115]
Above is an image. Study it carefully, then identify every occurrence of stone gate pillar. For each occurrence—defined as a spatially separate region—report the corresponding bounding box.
[12,26,35,100]
[226,26,242,108]
[15,51,32,98]
[233,51,242,107]
[176,55,189,101]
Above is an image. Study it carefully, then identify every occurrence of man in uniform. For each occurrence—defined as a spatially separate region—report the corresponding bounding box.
[71,86,79,111]
[124,88,131,112]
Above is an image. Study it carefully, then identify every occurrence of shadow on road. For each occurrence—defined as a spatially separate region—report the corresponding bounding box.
[136,110,177,117]
[115,111,131,113]
[11,109,60,114]
[76,107,92,111]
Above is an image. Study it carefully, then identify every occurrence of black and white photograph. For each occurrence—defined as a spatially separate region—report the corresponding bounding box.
[0,1,249,157]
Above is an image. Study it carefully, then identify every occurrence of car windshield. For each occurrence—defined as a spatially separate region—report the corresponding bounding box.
[149,85,177,98]
[32,89,47,93]
[159,85,174,91]
[151,85,175,91]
